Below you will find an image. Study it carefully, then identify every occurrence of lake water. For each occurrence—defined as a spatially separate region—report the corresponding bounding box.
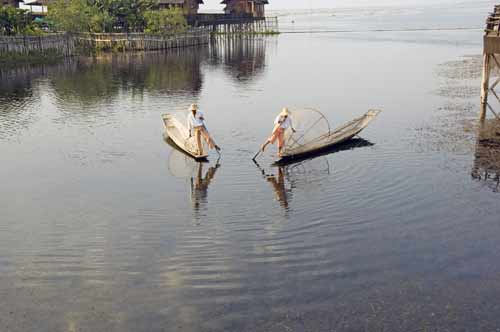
[2,2,500,331]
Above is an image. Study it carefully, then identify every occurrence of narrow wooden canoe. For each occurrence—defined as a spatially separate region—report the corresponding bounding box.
[277,109,381,162]
[162,113,209,161]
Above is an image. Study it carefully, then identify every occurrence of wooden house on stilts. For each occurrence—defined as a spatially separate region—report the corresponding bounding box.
[1,0,22,7]
[157,0,204,15]
[221,0,268,18]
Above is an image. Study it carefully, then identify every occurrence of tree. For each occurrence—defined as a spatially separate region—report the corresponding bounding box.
[144,7,187,35]
[47,0,187,33]
[48,0,157,33]
[106,0,156,32]
[48,0,112,33]
[0,6,36,35]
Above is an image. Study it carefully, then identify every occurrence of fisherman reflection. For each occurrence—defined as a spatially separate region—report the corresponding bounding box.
[190,159,221,215]
[254,162,293,211]
[165,138,221,219]
[265,166,291,209]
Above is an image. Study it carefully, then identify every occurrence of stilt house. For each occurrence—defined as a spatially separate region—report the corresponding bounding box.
[157,0,204,15]
[1,0,22,7]
[221,0,268,18]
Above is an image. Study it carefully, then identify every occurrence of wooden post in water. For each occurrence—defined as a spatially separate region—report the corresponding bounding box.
[481,5,500,121]
[480,53,491,121]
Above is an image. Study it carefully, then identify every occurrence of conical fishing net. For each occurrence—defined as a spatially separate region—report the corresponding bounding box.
[282,108,331,155]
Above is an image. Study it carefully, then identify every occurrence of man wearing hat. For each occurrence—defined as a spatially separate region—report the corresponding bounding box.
[261,107,296,157]
[187,104,220,156]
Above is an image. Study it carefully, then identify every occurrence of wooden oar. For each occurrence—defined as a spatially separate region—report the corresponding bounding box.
[252,149,262,161]
[253,139,268,161]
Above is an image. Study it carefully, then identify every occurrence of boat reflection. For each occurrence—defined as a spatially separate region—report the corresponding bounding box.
[472,120,500,192]
[275,138,375,166]
[166,137,220,220]
[256,138,375,210]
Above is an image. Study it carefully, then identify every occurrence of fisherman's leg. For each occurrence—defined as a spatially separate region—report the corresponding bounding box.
[262,129,279,152]
[195,128,203,155]
[277,130,285,156]
[200,127,215,149]
[201,127,221,151]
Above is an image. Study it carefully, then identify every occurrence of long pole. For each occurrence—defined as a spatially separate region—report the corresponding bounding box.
[480,53,491,121]
[252,148,262,161]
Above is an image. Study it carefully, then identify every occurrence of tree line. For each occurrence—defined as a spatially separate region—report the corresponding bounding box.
[0,0,187,35]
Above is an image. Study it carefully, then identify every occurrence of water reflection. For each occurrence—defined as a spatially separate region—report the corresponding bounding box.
[190,160,221,219]
[49,49,207,107]
[0,37,271,136]
[472,120,500,192]
[210,36,269,82]
[256,138,375,210]
[261,165,292,210]
[0,66,42,138]
[166,137,220,220]
[256,158,330,211]
[275,138,375,166]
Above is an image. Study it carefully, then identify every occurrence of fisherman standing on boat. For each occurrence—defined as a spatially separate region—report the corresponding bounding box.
[187,104,220,156]
[261,107,296,157]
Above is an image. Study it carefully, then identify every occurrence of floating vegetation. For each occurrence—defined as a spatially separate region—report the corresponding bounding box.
[413,55,483,172]
[436,55,483,80]
[414,53,500,192]
[434,85,480,99]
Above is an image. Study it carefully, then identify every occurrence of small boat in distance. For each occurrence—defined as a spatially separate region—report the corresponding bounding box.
[162,113,209,161]
[277,109,381,163]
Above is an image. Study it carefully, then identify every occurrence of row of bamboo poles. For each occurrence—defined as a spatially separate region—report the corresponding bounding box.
[76,28,212,52]
[0,19,278,57]
[213,17,278,34]
[0,33,75,56]
[0,28,212,56]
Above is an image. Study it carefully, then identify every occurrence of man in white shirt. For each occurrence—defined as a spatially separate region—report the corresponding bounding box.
[187,104,220,156]
[261,107,296,157]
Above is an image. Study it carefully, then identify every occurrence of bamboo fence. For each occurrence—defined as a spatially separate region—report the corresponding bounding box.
[0,28,211,57]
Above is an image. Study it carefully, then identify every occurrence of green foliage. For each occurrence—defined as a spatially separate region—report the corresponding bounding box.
[0,6,41,35]
[144,8,187,35]
[48,0,158,33]
[106,0,156,32]
[48,0,112,33]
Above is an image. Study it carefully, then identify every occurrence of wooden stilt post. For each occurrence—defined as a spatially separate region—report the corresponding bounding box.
[480,53,491,121]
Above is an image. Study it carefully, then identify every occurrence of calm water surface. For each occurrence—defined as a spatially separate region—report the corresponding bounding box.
[2,3,500,332]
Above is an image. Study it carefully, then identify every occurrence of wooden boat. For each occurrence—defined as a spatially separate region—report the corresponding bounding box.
[278,109,381,162]
[162,113,208,161]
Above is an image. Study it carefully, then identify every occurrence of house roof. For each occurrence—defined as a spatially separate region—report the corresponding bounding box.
[25,0,49,5]
[158,0,203,4]
[220,0,268,4]
[24,0,50,5]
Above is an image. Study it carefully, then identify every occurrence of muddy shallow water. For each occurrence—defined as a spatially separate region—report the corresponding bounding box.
[2,3,500,332]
